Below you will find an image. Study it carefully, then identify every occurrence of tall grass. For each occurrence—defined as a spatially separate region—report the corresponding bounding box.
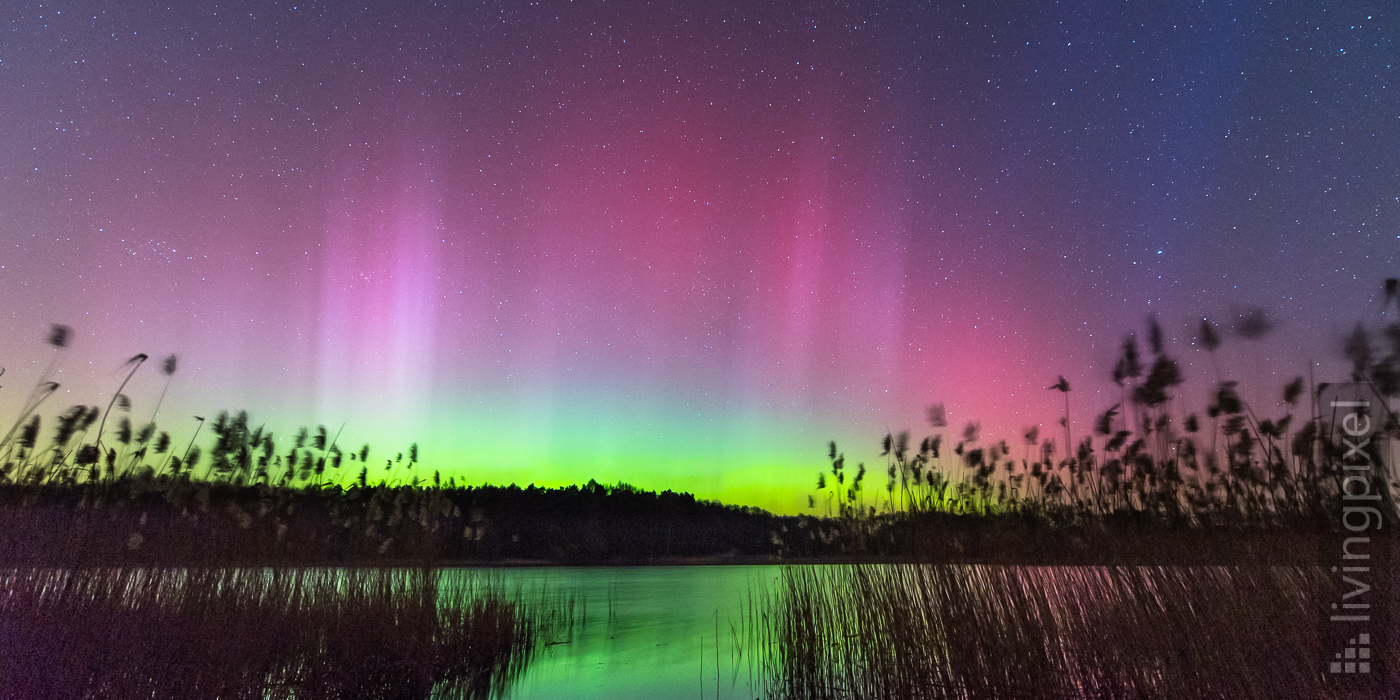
[0,566,572,700]
[0,326,420,489]
[817,307,1400,534]
[0,402,418,490]
[747,563,1373,699]
[0,327,457,565]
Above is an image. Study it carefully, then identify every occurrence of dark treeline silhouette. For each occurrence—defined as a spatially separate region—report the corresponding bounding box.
[440,480,786,562]
[0,478,815,566]
[0,476,1326,567]
[3,283,1398,568]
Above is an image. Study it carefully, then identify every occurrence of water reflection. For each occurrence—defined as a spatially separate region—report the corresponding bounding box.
[458,566,775,700]
[454,564,1338,699]
[3,565,1345,699]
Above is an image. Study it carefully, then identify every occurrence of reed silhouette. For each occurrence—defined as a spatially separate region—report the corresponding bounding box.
[745,563,1386,699]
[819,312,1398,532]
[0,329,580,696]
[0,566,571,700]
[806,286,1398,568]
[5,285,1399,569]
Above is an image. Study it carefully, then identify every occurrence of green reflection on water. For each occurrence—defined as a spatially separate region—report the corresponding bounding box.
[451,566,778,700]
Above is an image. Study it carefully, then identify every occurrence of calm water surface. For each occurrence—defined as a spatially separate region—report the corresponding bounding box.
[7,564,1328,698]
[453,565,778,700]
[451,564,1325,700]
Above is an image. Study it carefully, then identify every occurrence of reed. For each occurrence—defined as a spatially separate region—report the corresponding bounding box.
[0,565,567,700]
[749,563,1373,699]
[816,303,1400,541]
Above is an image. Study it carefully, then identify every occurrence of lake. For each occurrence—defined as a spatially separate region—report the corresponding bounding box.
[4,563,1374,698]
[450,563,1347,699]
[465,565,774,700]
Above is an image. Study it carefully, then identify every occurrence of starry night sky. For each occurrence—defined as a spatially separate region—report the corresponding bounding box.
[2,1,1396,511]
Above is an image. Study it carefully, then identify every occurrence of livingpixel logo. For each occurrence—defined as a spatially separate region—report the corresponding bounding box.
[1321,382,1393,688]
[1330,633,1370,675]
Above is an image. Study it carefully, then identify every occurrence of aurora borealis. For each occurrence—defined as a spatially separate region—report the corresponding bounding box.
[2,1,1396,512]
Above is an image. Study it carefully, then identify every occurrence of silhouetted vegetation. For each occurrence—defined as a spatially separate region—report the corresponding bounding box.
[3,286,1397,697]
[0,327,796,565]
[808,296,1400,563]
[745,563,1396,699]
[0,566,573,700]
[0,478,804,566]
[5,284,1399,569]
